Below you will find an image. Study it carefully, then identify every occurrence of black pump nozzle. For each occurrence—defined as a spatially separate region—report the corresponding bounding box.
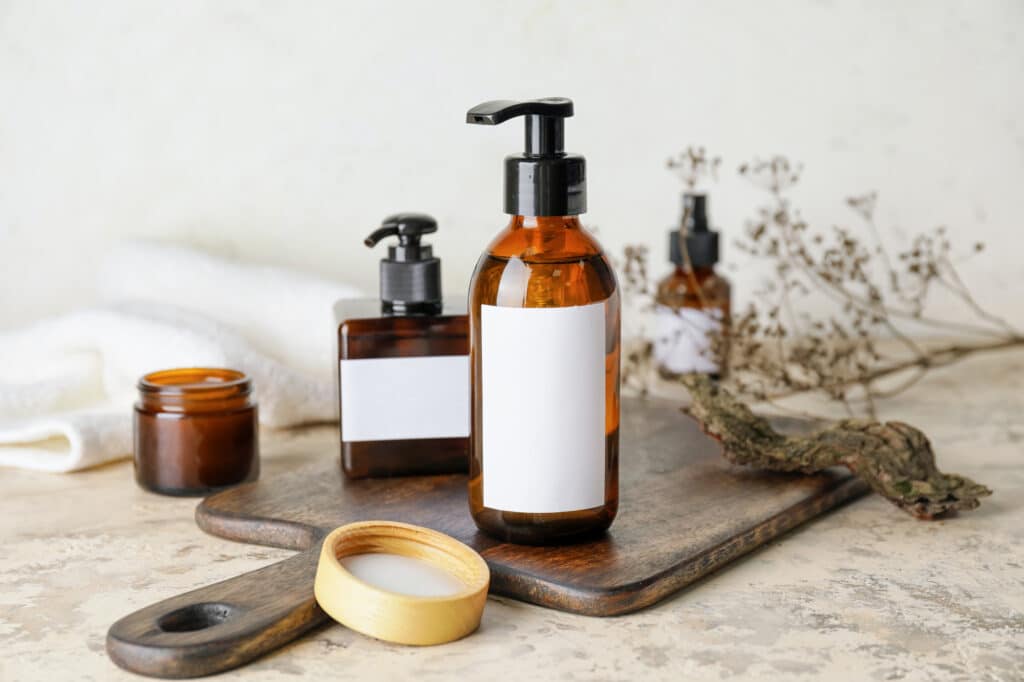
[364,213,442,314]
[467,98,573,155]
[364,212,437,261]
[466,97,585,217]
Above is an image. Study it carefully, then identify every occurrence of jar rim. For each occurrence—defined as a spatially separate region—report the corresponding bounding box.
[138,367,251,395]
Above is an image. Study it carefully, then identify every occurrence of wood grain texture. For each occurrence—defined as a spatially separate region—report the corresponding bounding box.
[106,547,325,678]
[108,397,868,677]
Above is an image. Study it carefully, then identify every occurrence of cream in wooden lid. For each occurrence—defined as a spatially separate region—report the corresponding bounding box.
[314,521,489,646]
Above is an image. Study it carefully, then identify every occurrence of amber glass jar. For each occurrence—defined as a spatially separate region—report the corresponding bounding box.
[468,215,620,545]
[133,368,259,496]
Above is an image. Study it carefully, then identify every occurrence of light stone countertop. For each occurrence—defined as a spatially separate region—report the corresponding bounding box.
[1,349,1022,681]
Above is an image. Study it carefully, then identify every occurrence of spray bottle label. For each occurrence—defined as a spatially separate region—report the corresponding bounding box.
[652,304,722,375]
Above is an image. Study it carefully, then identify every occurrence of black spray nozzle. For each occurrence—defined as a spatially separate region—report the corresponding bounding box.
[683,194,709,232]
[466,97,585,216]
[670,193,720,268]
[364,213,442,313]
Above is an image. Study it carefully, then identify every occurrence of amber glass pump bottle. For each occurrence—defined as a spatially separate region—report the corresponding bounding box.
[465,98,620,545]
[335,214,469,479]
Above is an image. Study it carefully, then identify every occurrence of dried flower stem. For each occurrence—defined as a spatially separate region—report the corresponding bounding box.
[726,155,1021,418]
[626,148,1022,419]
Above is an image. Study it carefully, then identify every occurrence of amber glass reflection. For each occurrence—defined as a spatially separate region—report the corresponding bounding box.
[134,368,259,496]
[469,215,620,544]
[338,311,469,478]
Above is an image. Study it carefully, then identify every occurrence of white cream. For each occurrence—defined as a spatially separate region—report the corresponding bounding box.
[339,553,465,597]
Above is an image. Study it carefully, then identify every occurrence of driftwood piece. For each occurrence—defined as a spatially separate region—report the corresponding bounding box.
[682,375,992,519]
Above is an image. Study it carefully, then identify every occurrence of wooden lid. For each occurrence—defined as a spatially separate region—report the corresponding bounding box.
[314,521,489,646]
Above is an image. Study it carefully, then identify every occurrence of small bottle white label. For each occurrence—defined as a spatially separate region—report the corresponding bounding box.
[480,301,607,514]
[652,305,722,374]
[340,355,469,442]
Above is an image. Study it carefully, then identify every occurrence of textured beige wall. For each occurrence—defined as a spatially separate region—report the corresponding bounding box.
[1,1,1021,328]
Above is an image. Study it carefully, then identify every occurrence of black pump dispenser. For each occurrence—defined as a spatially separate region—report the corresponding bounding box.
[466,97,586,217]
[669,194,720,268]
[364,213,442,314]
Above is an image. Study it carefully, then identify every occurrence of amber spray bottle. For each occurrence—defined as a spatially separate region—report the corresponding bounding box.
[653,193,731,379]
[334,214,469,478]
[465,98,620,544]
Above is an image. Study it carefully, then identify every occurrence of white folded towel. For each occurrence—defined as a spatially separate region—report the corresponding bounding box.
[98,241,360,381]
[0,242,362,472]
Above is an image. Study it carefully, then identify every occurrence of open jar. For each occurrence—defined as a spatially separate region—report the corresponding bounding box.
[133,368,259,496]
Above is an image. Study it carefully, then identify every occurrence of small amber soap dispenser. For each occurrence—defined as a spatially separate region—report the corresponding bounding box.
[465,98,620,544]
[334,213,469,478]
[653,193,731,378]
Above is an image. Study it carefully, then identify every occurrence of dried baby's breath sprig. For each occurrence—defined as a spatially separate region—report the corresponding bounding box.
[666,146,721,190]
[618,244,655,397]
[726,155,1022,418]
[623,152,1021,419]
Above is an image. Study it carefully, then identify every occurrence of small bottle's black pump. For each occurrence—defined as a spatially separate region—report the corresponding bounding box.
[364,213,441,314]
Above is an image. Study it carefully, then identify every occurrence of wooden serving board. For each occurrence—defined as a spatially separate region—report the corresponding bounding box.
[107,398,867,678]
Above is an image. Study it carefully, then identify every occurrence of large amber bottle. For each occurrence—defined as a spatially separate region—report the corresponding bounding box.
[465,98,620,545]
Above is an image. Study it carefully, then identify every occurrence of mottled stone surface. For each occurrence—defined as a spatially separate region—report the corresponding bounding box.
[1,350,1022,681]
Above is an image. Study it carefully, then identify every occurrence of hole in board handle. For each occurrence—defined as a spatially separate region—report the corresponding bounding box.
[157,603,240,633]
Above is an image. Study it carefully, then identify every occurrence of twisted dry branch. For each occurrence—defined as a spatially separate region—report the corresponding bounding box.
[682,375,992,519]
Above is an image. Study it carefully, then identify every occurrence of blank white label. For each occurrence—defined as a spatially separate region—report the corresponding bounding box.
[340,355,469,442]
[652,305,722,374]
[481,301,606,514]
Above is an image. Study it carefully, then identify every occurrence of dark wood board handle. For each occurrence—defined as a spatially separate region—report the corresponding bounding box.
[106,545,328,678]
